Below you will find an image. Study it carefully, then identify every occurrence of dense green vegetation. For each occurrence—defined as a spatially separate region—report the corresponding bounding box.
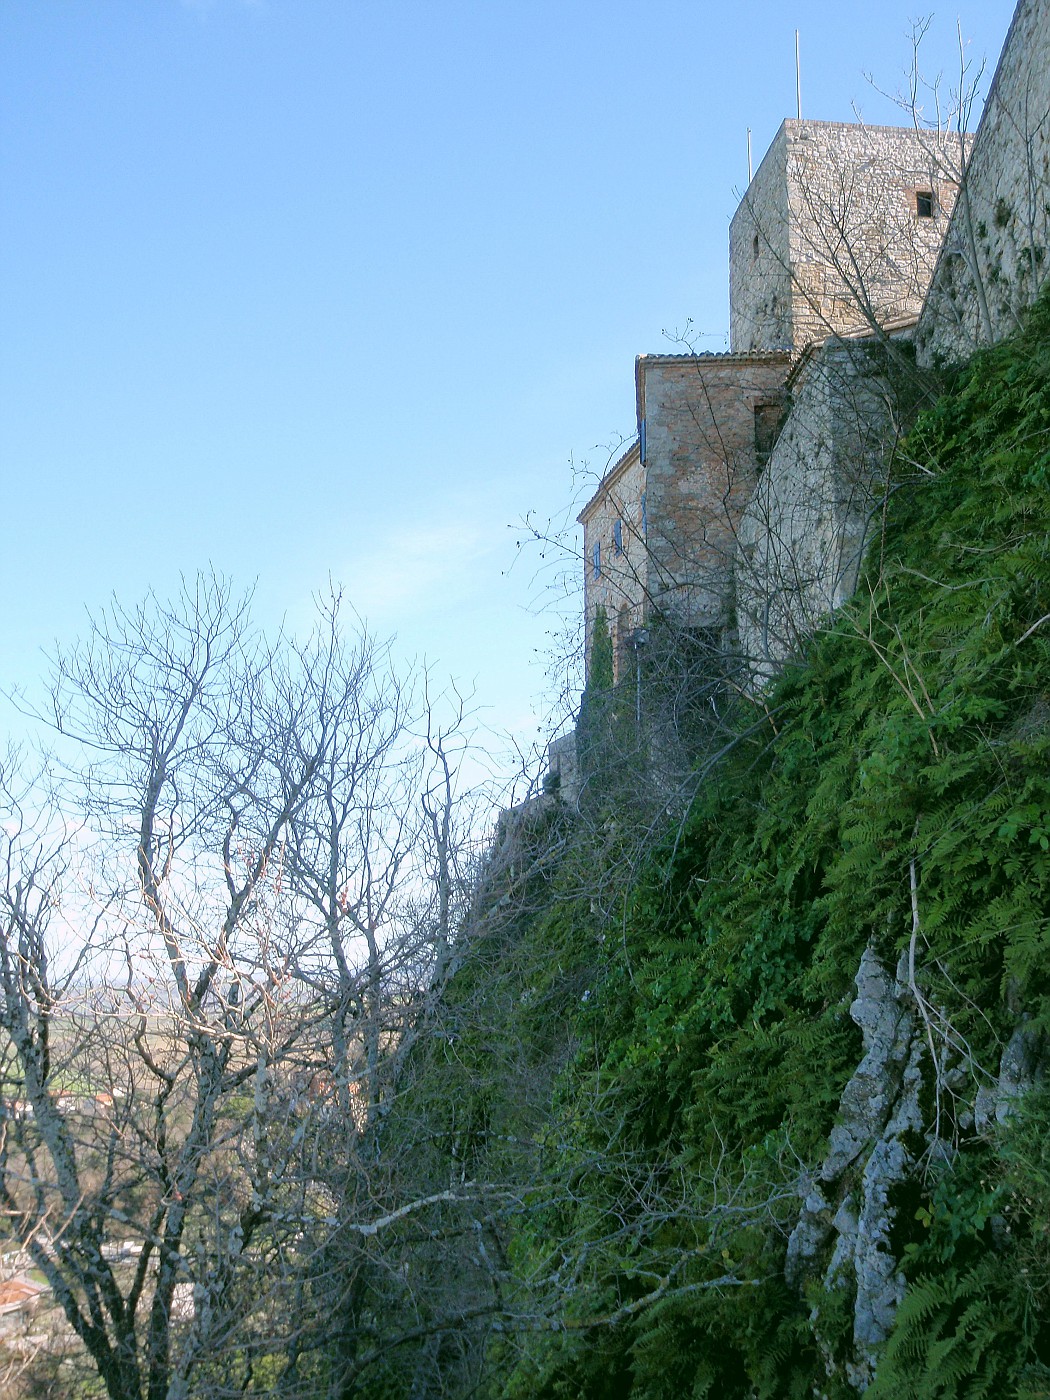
[365,295,1050,1397]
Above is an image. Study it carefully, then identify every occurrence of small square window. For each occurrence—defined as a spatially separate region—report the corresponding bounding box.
[613,519,623,554]
[916,190,934,218]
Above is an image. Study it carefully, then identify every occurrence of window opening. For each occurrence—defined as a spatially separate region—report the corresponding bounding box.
[754,402,781,467]
[613,519,623,554]
[916,190,934,218]
[593,541,601,579]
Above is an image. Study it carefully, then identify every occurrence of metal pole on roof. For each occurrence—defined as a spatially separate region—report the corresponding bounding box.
[747,127,753,184]
[795,30,802,120]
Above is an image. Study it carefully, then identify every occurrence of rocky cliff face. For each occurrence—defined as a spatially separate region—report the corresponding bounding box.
[788,948,1043,1392]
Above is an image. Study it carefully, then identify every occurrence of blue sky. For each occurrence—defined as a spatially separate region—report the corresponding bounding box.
[0,0,1019,763]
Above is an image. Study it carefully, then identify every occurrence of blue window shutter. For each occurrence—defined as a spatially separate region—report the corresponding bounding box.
[613,519,622,553]
[593,541,601,579]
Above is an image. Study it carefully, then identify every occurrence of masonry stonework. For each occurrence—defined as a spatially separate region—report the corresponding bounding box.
[731,120,959,354]
[729,125,794,350]
[917,0,1050,362]
[568,0,1041,724]
[735,340,898,680]
[638,354,790,628]
[578,354,790,684]
[578,441,646,682]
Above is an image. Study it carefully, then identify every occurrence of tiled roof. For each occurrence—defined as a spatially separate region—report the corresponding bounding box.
[636,349,790,363]
[0,1276,47,1315]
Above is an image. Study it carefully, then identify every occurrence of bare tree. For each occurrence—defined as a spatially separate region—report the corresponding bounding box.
[0,574,479,1400]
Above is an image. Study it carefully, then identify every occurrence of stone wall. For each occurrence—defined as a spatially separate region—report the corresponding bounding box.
[917,0,1050,363]
[545,731,580,808]
[729,125,794,351]
[735,339,898,681]
[574,1,1044,711]
[578,441,646,682]
[637,353,789,628]
[731,120,960,354]
[577,354,790,684]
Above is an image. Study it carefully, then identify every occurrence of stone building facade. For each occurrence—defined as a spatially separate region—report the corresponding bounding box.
[579,118,950,690]
[735,0,1050,679]
[735,337,901,681]
[569,0,1041,714]
[577,439,644,683]
[730,120,961,354]
[637,354,791,626]
[578,353,789,680]
[917,0,1050,362]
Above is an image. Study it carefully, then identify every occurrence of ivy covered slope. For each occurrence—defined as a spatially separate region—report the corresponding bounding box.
[498,299,1050,1398]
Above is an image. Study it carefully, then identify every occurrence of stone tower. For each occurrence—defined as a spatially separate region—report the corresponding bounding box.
[729,119,960,353]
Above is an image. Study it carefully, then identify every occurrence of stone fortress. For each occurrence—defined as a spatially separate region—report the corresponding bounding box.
[550,0,1050,803]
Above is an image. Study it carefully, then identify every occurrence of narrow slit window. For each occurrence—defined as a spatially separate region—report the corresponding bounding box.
[916,190,934,218]
[613,519,623,554]
[754,402,781,467]
[593,541,601,579]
